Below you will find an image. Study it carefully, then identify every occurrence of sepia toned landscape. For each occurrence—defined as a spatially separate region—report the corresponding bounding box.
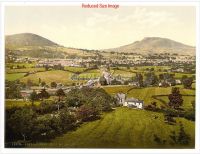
[5,6,196,148]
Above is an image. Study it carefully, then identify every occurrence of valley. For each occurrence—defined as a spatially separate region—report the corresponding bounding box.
[5,33,196,148]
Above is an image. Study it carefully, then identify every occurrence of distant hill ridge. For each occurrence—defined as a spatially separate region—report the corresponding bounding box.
[5,33,59,47]
[105,37,195,55]
[5,33,195,55]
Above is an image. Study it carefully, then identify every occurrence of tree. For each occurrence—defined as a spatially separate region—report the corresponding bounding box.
[182,77,193,89]
[44,65,49,71]
[135,73,143,87]
[40,81,46,87]
[59,109,76,131]
[56,88,65,102]
[178,123,191,145]
[38,88,49,101]
[99,76,107,85]
[77,105,100,122]
[144,72,158,86]
[27,79,33,88]
[191,100,195,111]
[8,108,35,141]
[168,87,183,109]
[159,74,164,80]
[5,81,22,99]
[150,68,154,72]
[29,90,38,106]
[169,131,178,144]
[38,78,41,84]
[51,82,57,88]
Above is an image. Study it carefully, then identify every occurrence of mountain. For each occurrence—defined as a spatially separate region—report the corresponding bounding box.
[5,33,59,48]
[105,37,195,55]
[5,33,90,58]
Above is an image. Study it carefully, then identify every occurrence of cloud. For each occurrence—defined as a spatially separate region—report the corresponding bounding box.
[84,7,177,30]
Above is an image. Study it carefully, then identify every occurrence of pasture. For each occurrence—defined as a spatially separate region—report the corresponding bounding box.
[20,70,78,85]
[103,86,195,109]
[6,62,36,68]
[6,67,45,74]
[30,107,195,148]
[6,73,26,81]
[5,100,40,109]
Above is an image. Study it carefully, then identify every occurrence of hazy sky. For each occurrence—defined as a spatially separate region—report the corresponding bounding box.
[5,5,196,49]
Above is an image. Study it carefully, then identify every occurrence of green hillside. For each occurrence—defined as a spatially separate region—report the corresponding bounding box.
[30,107,195,148]
[6,33,58,47]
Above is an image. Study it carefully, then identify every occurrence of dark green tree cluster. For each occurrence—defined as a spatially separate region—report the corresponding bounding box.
[182,75,193,89]
[6,87,115,147]
[168,87,183,109]
[144,72,159,86]
[169,123,191,145]
[134,73,143,87]
[6,107,76,145]
[65,87,114,112]
[5,81,22,99]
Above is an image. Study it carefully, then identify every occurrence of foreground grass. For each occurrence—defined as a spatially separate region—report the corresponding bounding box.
[30,107,195,148]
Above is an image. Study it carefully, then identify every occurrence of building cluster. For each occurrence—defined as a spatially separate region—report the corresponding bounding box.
[6,52,195,69]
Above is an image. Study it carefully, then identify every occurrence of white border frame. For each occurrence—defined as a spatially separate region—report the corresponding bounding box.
[0,1,199,154]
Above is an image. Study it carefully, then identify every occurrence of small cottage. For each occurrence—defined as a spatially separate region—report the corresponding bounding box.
[116,93,144,109]
[116,93,126,105]
[124,98,144,109]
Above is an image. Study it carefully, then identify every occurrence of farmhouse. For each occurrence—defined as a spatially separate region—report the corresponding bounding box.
[116,93,144,109]
[124,98,144,109]
[20,90,33,101]
[116,93,126,105]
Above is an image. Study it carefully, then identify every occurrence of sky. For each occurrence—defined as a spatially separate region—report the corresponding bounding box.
[5,5,196,49]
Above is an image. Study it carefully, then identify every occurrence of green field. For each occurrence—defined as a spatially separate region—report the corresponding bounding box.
[20,70,76,85]
[6,73,26,81]
[6,62,36,68]
[103,86,195,109]
[5,97,56,109]
[64,66,87,73]
[30,107,195,148]
[6,67,45,73]
[5,100,40,109]
[111,69,135,78]
[5,65,195,84]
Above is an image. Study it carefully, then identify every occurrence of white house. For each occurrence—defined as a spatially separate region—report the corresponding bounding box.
[116,93,144,109]
[175,79,182,85]
[124,98,144,109]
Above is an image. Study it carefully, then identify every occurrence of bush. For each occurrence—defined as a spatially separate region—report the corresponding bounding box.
[76,105,100,122]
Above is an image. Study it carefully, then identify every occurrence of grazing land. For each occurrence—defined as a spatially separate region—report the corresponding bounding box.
[30,107,195,148]
[103,86,195,109]
[6,73,26,81]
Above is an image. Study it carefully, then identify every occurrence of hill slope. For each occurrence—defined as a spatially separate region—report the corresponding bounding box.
[5,33,89,58]
[105,37,195,55]
[30,107,195,148]
[5,33,58,48]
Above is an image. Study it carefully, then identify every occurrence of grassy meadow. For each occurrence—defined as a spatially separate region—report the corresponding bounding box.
[5,100,40,109]
[6,73,26,81]
[103,86,195,109]
[30,107,195,148]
